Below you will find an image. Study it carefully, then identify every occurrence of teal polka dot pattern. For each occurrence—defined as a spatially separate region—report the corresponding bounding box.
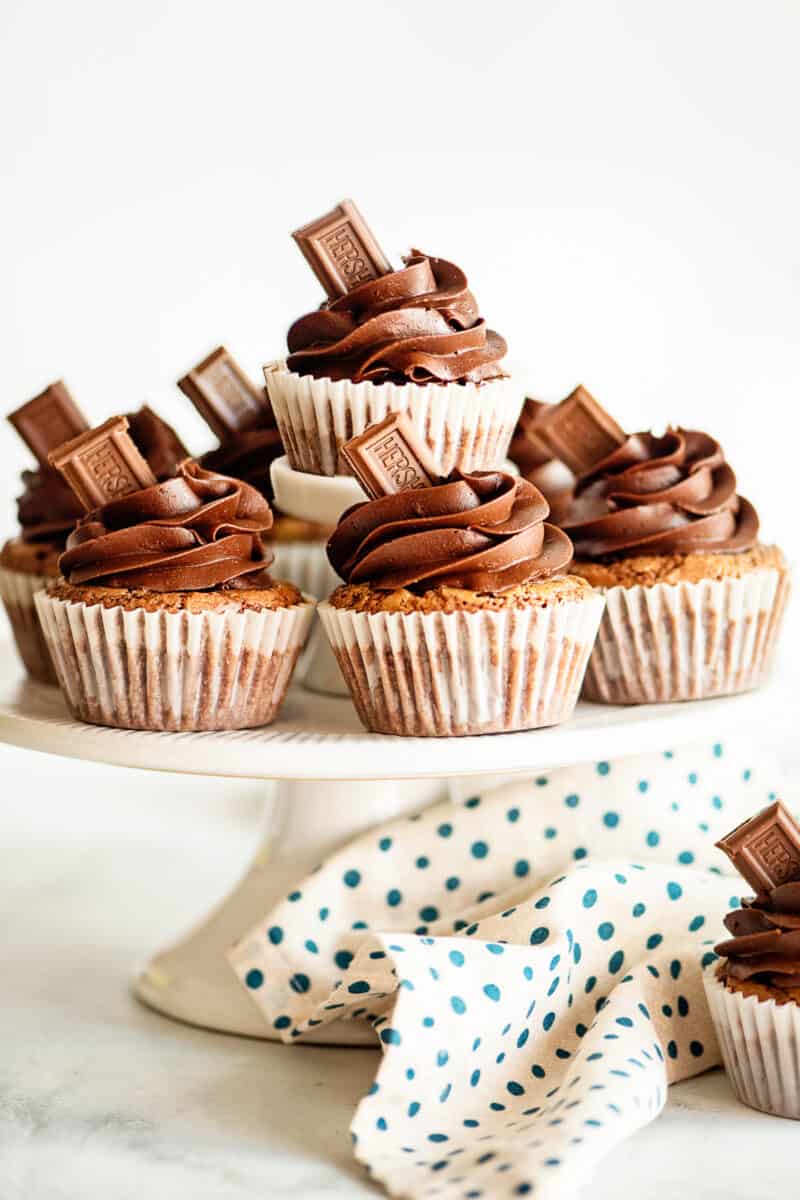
[228,738,782,1199]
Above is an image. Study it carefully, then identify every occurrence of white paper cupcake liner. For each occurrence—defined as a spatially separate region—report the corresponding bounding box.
[264,361,523,477]
[704,966,800,1119]
[0,563,58,684]
[582,567,789,705]
[318,591,605,736]
[269,542,348,695]
[34,591,315,732]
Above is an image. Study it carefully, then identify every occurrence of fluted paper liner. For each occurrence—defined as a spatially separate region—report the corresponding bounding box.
[318,592,605,737]
[270,542,347,694]
[0,563,58,684]
[704,966,800,1119]
[264,361,523,477]
[35,591,315,731]
[582,568,789,705]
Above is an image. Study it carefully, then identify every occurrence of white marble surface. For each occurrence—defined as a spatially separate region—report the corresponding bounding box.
[1,734,798,1198]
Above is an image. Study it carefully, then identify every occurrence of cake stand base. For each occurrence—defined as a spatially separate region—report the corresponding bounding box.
[0,641,790,1044]
[134,777,446,1043]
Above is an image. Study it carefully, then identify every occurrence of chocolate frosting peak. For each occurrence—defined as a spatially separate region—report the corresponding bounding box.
[327,471,573,592]
[286,252,507,386]
[59,460,274,591]
[717,883,800,987]
[559,428,759,559]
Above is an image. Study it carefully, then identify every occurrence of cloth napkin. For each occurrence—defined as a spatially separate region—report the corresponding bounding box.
[229,739,784,1199]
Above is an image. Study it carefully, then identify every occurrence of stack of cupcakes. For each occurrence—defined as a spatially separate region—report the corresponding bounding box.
[35,415,313,731]
[528,385,789,704]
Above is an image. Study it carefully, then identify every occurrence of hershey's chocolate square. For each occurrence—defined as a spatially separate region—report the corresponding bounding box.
[533,385,626,477]
[340,412,440,499]
[717,801,800,893]
[292,199,392,299]
[178,347,269,440]
[8,381,88,466]
[49,415,157,511]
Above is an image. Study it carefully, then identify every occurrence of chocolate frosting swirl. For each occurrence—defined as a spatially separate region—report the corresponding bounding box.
[16,468,83,544]
[327,471,573,592]
[716,883,800,987]
[286,252,507,385]
[59,460,274,591]
[559,428,759,559]
[15,405,188,546]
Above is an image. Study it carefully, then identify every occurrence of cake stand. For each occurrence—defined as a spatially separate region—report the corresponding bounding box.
[0,642,789,1044]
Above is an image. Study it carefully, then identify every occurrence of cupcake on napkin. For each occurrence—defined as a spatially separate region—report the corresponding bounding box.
[530,385,789,704]
[317,412,604,736]
[2,383,187,684]
[265,199,522,478]
[36,415,313,731]
[179,345,334,598]
[705,801,800,1119]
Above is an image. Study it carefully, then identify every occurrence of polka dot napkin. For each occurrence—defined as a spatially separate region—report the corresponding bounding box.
[229,741,784,1198]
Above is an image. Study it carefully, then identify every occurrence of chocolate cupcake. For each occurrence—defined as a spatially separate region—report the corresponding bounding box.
[705,802,800,1119]
[265,200,522,478]
[2,385,187,684]
[36,418,313,731]
[179,346,334,599]
[556,425,789,704]
[317,416,603,736]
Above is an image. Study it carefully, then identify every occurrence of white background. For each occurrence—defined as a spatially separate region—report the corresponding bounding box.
[2,0,799,557]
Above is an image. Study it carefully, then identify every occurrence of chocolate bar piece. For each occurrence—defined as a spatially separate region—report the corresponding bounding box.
[7,381,89,466]
[292,199,392,299]
[533,385,626,477]
[178,346,270,440]
[49,415,157,511]
[341,413,440,499]
[515,397,554,469]
[717,801,800,893]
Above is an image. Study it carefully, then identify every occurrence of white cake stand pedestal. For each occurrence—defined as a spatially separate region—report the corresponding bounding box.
[0,644,789,1043]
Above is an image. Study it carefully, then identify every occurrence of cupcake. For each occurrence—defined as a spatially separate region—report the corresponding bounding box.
[317,418,604,736]
[556,425,789,704]
[179,346,334,598]
[265,199,522,478]
[705,801,800,1119]
[2,383,186,684]
[37,417,313,731]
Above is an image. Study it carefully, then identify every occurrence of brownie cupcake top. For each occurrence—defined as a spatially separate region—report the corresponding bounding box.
[559,428,759,559]
[59,460,275,591]
[287,252,507,387]
[327,469,572,593]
